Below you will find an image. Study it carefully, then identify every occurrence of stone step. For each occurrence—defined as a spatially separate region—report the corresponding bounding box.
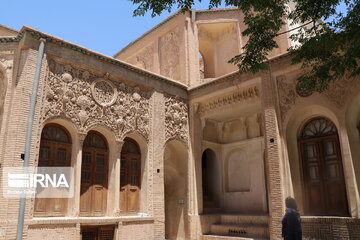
[210,223,269,239]
[201,234,268,240]
[220,215,269,225]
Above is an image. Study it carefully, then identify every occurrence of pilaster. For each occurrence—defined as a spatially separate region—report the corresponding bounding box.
[260,71,286,239]
[151,91,166,239]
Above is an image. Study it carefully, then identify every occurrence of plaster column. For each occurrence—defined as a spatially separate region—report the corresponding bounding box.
[72,132,86,217]
[113,140,124,216]
[261,72,286,239]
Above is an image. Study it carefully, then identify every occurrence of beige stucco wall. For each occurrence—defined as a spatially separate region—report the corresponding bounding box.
[1,8,360,238]
[116,9,291,88]
[0,31,190,240]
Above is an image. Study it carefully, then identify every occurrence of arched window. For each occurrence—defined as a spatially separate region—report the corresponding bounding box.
[34,124,72,217]
[299,117,348,216]
[120,138,141,213]
[80,131,108,216]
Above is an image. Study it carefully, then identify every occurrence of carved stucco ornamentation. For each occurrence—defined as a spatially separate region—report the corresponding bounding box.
[91,79,118,107]
[197,85,260,116]
[160,29,180,80]
[277,75,298,121]
[165,95,188,142]
[43,59,151,141]
[136,44,154,71]
[324,74,360,108]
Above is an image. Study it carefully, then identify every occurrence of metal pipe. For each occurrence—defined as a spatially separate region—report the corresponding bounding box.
[16,38,46,240]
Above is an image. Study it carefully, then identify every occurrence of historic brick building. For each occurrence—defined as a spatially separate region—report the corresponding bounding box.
[1,7,360,240]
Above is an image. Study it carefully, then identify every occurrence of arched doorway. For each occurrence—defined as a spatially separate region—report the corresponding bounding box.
[80,131,108,216]
[120,137,141,213]
[34,124,72,217]
[202,149,221,212]
[299,117,348,216]
[164,140,188,240]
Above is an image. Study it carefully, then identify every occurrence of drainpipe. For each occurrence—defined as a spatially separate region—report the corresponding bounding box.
[16,38,46,240]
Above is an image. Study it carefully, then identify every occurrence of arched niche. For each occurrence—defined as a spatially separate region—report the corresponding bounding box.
[203,120,219,142]
[201,148,221,212]
[164,140,188,240]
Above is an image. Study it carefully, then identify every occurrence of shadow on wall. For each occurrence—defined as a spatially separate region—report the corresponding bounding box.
[164,140,188,240]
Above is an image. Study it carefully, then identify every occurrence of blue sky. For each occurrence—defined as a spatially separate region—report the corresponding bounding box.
[0,1,227,56]
[1,1,347,57]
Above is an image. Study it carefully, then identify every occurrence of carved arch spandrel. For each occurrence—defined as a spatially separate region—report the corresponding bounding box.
[42,59,152,142]
[164,95,189,144]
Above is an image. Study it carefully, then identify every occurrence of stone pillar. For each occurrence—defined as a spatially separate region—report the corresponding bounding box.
[151,91,166,239]
[72,132,86,217]
[261,72,286,239]
[113,140,124,216]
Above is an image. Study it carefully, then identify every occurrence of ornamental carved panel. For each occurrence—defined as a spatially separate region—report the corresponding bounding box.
[136,44,154,71]
[324,74,360,108]
[43,59,151,141]
[197,85,260,116]
[160,28,180,80]
[165,95,188,143]
[277,75,298,122]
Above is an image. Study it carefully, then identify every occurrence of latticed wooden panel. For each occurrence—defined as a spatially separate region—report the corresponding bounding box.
[98,227,115,240]
[81,226,115,240]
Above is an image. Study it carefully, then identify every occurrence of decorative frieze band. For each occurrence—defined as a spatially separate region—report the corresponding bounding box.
[197,85,260,116]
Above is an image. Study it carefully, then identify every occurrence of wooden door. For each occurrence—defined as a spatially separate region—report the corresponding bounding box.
[120,138,141,213]
[80,132,108,216]
[300,118,348,216]
[34,124,71,217]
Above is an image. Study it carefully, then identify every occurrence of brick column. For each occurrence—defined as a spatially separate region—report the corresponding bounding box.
[151,91,166,239]
[261,72,286,239]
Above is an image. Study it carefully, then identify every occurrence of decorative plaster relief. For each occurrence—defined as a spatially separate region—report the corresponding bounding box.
[135,44,154,71]
[160,29,180,80]
[0,58,11,131]
[277,75,298,121]
[278,74,360,121]
[0,57,12,71]
[165,95,188,143]
[197,85,259,116]
[43,59,151,141]
[324,74,360,108]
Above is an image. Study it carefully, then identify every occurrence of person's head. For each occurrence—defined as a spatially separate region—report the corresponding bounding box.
[285,197,298,210]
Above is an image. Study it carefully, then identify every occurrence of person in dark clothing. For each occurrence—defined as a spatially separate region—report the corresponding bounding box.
[282,197,302,240]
